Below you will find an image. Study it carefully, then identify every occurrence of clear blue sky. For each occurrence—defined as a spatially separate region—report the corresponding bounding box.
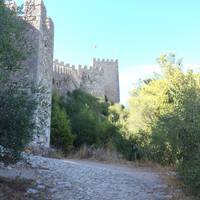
[16,0,200,104]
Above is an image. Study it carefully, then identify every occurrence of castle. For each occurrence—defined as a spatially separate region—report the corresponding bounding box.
[53,58,120,103]
[6,0,120,147]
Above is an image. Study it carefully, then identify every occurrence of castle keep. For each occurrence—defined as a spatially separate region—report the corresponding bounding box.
[7,0,120,147]
[53,58,120,103]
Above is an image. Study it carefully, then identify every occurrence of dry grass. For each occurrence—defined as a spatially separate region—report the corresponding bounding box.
[133,161,198,200]
[161,170,198,200]
[25,146,64,158]
[67,145,126,164]
[0,176,49,200]
[125,160,198,200]
[0,176,34,200]
[44,148,65,159]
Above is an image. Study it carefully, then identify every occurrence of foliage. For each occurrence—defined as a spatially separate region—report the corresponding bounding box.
[0,1,35,164]
[70,107,101,147]
[127,53,200,190]
[108,103,128,133]
[51,92,74,153]
[179,150,200,190]
[50,89,135,160]
[108,104,138,160]
[0,88,35,164]
[62,89,115,148]
[128,78,171,154]
[0,0,27,81]
[64,89,109,118]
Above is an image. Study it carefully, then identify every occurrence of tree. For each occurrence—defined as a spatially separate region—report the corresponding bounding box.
[0,0,27,81]
[154,55,200,188]
[128,78,170,151]
[127,53,200,190]
[0,1,36,164]
[63,89,109,147]
[51,92,74,153]
[0,88,35,164]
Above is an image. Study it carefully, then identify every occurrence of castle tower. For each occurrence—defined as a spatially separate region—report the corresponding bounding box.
[93,59,120,103]
[52,58,120,104]
[24,0,54,147]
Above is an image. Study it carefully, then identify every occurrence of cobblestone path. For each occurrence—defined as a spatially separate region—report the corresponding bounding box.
[27,156,173,200]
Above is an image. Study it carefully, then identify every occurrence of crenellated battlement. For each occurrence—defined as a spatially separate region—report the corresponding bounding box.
[93,58,118,64]
[5,0,17,11]
[46,17,54,30]
[6,0,54,34]
[78,64,103,73]
[53,60,79,77]
[53,59,104,79]
[23,0,54,34]
[24,0,46,17]
[52,58,120,103]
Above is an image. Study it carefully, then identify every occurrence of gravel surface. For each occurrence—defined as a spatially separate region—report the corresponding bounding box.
[23,156,173,200]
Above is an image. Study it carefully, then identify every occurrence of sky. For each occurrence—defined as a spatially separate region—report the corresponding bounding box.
[16,0,200,105]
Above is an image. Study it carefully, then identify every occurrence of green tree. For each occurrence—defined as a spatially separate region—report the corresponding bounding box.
[108,104,128,132]
[108,104,135,160]
[0,0,27,81]
[128,78,170,152]
[0,1,36,164]
[153,55,200,189]
[51,92,74,153]
[127,53,200,190]
[63,89,112,148]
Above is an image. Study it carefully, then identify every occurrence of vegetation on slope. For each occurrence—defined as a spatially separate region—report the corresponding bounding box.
[51,89,135,160]
[127,53,200,191]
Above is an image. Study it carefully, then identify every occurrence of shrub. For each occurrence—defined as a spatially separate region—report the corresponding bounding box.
[0,88,36,164]
[0,1,36,164]
[51,92,74,153]
[63,89,114,148]
[127,53,200,190]
[179,151,200,191]
[0,0,27,81]
[70,108,100,147]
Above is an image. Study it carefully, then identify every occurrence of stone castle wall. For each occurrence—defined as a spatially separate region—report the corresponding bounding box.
[53,58,120,103]
[7,0,54,147]
[53,60,81,95]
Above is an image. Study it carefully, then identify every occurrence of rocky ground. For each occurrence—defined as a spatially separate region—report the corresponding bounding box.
[0,155,188,200]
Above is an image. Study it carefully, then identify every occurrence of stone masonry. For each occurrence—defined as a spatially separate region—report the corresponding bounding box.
[53,58,120,103]
[24,0,54,147]
[7,0,54,147]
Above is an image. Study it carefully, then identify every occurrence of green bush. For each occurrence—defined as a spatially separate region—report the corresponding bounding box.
[63,89,113,148]
[51,92,74,153]
[64,89,109,117]
[0,1,36,164]
[179,151,200,191]
[0,0,27,81]
[150,113,181,165]
[112,134,136,160]
[71,108,100,147]
[0,88,36,164]
[127,53,200,190]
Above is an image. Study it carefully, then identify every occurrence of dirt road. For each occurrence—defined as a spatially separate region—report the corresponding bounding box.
[23,156,173,200]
